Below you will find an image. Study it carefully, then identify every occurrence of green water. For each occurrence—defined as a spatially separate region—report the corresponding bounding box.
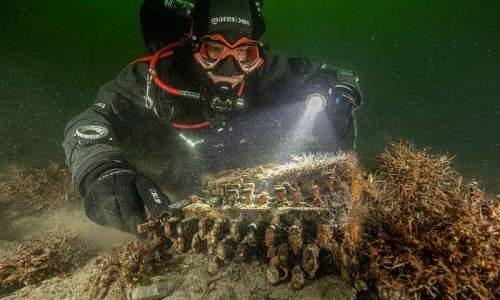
[1,1,499,193]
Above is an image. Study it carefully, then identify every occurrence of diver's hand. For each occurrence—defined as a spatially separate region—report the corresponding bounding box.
[83,168,170,233]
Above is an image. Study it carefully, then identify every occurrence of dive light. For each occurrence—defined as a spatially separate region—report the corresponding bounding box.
[305,92,328,112]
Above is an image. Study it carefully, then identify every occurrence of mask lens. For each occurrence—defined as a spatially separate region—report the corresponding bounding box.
[204,41,226,61]
[235,44,260,66]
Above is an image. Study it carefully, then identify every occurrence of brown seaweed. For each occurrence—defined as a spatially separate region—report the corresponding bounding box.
[0,161,78,216]
[85,240,170,300]
[0,233,89,296]
[362,142,499,300]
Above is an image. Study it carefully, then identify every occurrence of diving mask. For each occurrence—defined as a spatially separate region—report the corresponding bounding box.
[194,34,264,74]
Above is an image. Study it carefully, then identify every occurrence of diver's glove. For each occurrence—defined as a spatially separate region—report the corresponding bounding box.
[80,164,170,233]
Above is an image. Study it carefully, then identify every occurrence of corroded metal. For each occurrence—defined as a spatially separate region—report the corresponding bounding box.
[138,153,365,289]
[172,217,198,254]
[267,243,290,285]
[257,192,269,206]
[291,189,305,207]
[302,243,320,279]
[240,189,254,206]
[226,189,239,206]
[265,225,277,259]
[274,186,289,207]
[191,218,209,253]
[207,218,226,255]
[316,224,335,251]
[237,223,259,261]
[310,185,327,207]
[288,220,303,256]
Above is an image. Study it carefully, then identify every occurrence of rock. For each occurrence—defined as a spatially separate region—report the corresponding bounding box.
[128,280,178,300]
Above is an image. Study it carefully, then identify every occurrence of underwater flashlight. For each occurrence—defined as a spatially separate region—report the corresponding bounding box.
[305,93,327,112]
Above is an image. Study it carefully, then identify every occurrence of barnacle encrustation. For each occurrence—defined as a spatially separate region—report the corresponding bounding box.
[138,153,365,289]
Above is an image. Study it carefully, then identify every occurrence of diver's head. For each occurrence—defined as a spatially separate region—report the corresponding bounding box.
[192,0,266,88]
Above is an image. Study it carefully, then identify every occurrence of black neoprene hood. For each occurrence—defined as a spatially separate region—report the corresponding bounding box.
[192,0,265,40]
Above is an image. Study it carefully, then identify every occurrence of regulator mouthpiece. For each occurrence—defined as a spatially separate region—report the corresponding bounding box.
[306,93,327,112]
[210,96,233,113]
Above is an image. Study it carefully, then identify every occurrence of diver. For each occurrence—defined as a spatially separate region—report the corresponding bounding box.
[63,0,362,233]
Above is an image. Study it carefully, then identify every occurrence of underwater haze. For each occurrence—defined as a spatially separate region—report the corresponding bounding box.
[0,0,499,193]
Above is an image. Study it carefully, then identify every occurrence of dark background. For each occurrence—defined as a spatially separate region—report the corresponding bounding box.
[0,1,499,193]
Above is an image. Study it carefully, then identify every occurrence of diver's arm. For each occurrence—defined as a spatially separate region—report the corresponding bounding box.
[255,49,362,146]
[256,49,362,107]
[63,63,151,192]
[62,63,169,232]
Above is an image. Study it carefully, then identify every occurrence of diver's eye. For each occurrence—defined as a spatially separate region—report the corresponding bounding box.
[205,41,226,60]
[235,45,260,65]
[235,46,251,62]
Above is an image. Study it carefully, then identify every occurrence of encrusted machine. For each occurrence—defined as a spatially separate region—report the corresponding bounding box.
[138,153,365,289]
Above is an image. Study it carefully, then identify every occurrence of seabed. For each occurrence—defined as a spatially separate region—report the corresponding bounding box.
[0,144,498,300]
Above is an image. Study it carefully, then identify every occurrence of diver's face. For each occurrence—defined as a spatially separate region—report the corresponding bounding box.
[194,34,264,87]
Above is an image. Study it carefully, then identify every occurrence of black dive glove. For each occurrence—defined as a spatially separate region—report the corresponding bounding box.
[80,165,170,233]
